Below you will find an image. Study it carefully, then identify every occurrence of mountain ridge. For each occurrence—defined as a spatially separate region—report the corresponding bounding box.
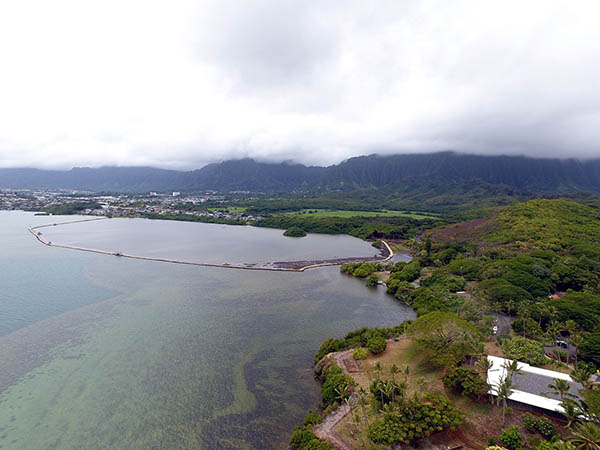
[1,152,600,194]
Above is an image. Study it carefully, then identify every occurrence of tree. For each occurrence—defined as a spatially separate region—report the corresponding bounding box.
[571,362,596,390]
[496,375,514,427]
[570,333,585,366]
[366,273,379,287]
[561,398,582,428]
[502,336,546,366]
[374,362,383,378]
[357,388,370,429]
[477,357,495,404]
[407,311,484,368]
[502,358,523,379]
[548,378,574,401]
[580,333,600,365]
[389,364,399,383]
[568,422,600,450]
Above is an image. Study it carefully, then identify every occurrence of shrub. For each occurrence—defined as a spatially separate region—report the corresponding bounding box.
[535,441,555,450]
[290,427,332,450]
[290,427,315,449]
[523,413,538,433]
[536,417,556,438]
[366,274,379,286]
[496,334,512,346]
[368,393,464,445]
[389,261,421,282]
[487,447,508,450]
[340,263,360,275]
[366,335,387,354]
[314,338,344,363]
[499,426,523,450]
[321,363,354,405]
[501,336,546,366]
[320,363,354,406]
[303,411,322,426]
[443,367,487,398]
[352,347,368,360]
[353,262,376,278]
[283,226,307,237]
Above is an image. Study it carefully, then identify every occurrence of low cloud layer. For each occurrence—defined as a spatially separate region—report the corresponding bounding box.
[0,0,599,169]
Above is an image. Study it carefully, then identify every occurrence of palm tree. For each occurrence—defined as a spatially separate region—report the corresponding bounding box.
[564,320,578,337]
[561,398,582,428]
[568,422,600,450]
[502,358,522,379]
[506,299,516,315]
[548,378,574,401]
[382,381,396,404]
[401,364,410,383]
[477,357,495,404]
[396,380,408,404]
[477,357,494,374]
[548,320,563,345]
[571,362,596,390]
[570,333,584,367]
[374,362,383,379]
[553,441,576,450]
[517,304,528,337]
[389,364,399,383]
[357,388,370,429]
[496,375,514,427]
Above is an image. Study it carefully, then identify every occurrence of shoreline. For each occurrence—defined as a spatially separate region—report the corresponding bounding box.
[28,218,394,272]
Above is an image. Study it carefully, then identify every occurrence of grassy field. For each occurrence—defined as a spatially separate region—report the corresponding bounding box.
[282,209,439,220]
[207,206,248,214]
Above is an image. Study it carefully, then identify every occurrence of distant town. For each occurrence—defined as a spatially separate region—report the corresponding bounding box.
[0,189,262,223]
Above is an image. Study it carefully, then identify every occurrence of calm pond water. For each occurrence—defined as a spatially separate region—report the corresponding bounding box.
[0,212,415,450]
[39,217,381,265]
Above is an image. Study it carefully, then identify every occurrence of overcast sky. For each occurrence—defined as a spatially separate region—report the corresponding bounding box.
[0,0,599,169]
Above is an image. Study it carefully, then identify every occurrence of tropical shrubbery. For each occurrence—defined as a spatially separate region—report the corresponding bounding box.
[443,367,487,398]
[313,324,407,363]
[366,335,387,354]
[289,427,332,450]
[498,426,523,450]
[523,413,555,438]
[501,336,546,366]
[352,347,368,360]
[320,363,354,407]
[367,394,464,445]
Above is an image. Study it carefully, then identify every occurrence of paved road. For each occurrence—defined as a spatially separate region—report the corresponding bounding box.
[491,312,513,335]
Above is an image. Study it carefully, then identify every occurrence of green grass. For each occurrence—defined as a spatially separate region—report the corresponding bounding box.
[207,206,248,214]
[282,209,439,220]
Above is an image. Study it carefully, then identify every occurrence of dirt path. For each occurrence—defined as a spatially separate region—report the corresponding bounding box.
[313,404,354,450]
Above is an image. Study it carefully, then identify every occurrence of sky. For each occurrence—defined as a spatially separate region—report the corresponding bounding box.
[0,0,599,170]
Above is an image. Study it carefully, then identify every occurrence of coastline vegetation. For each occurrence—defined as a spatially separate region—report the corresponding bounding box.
[283,226,307,237]
[297,197,600,449]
